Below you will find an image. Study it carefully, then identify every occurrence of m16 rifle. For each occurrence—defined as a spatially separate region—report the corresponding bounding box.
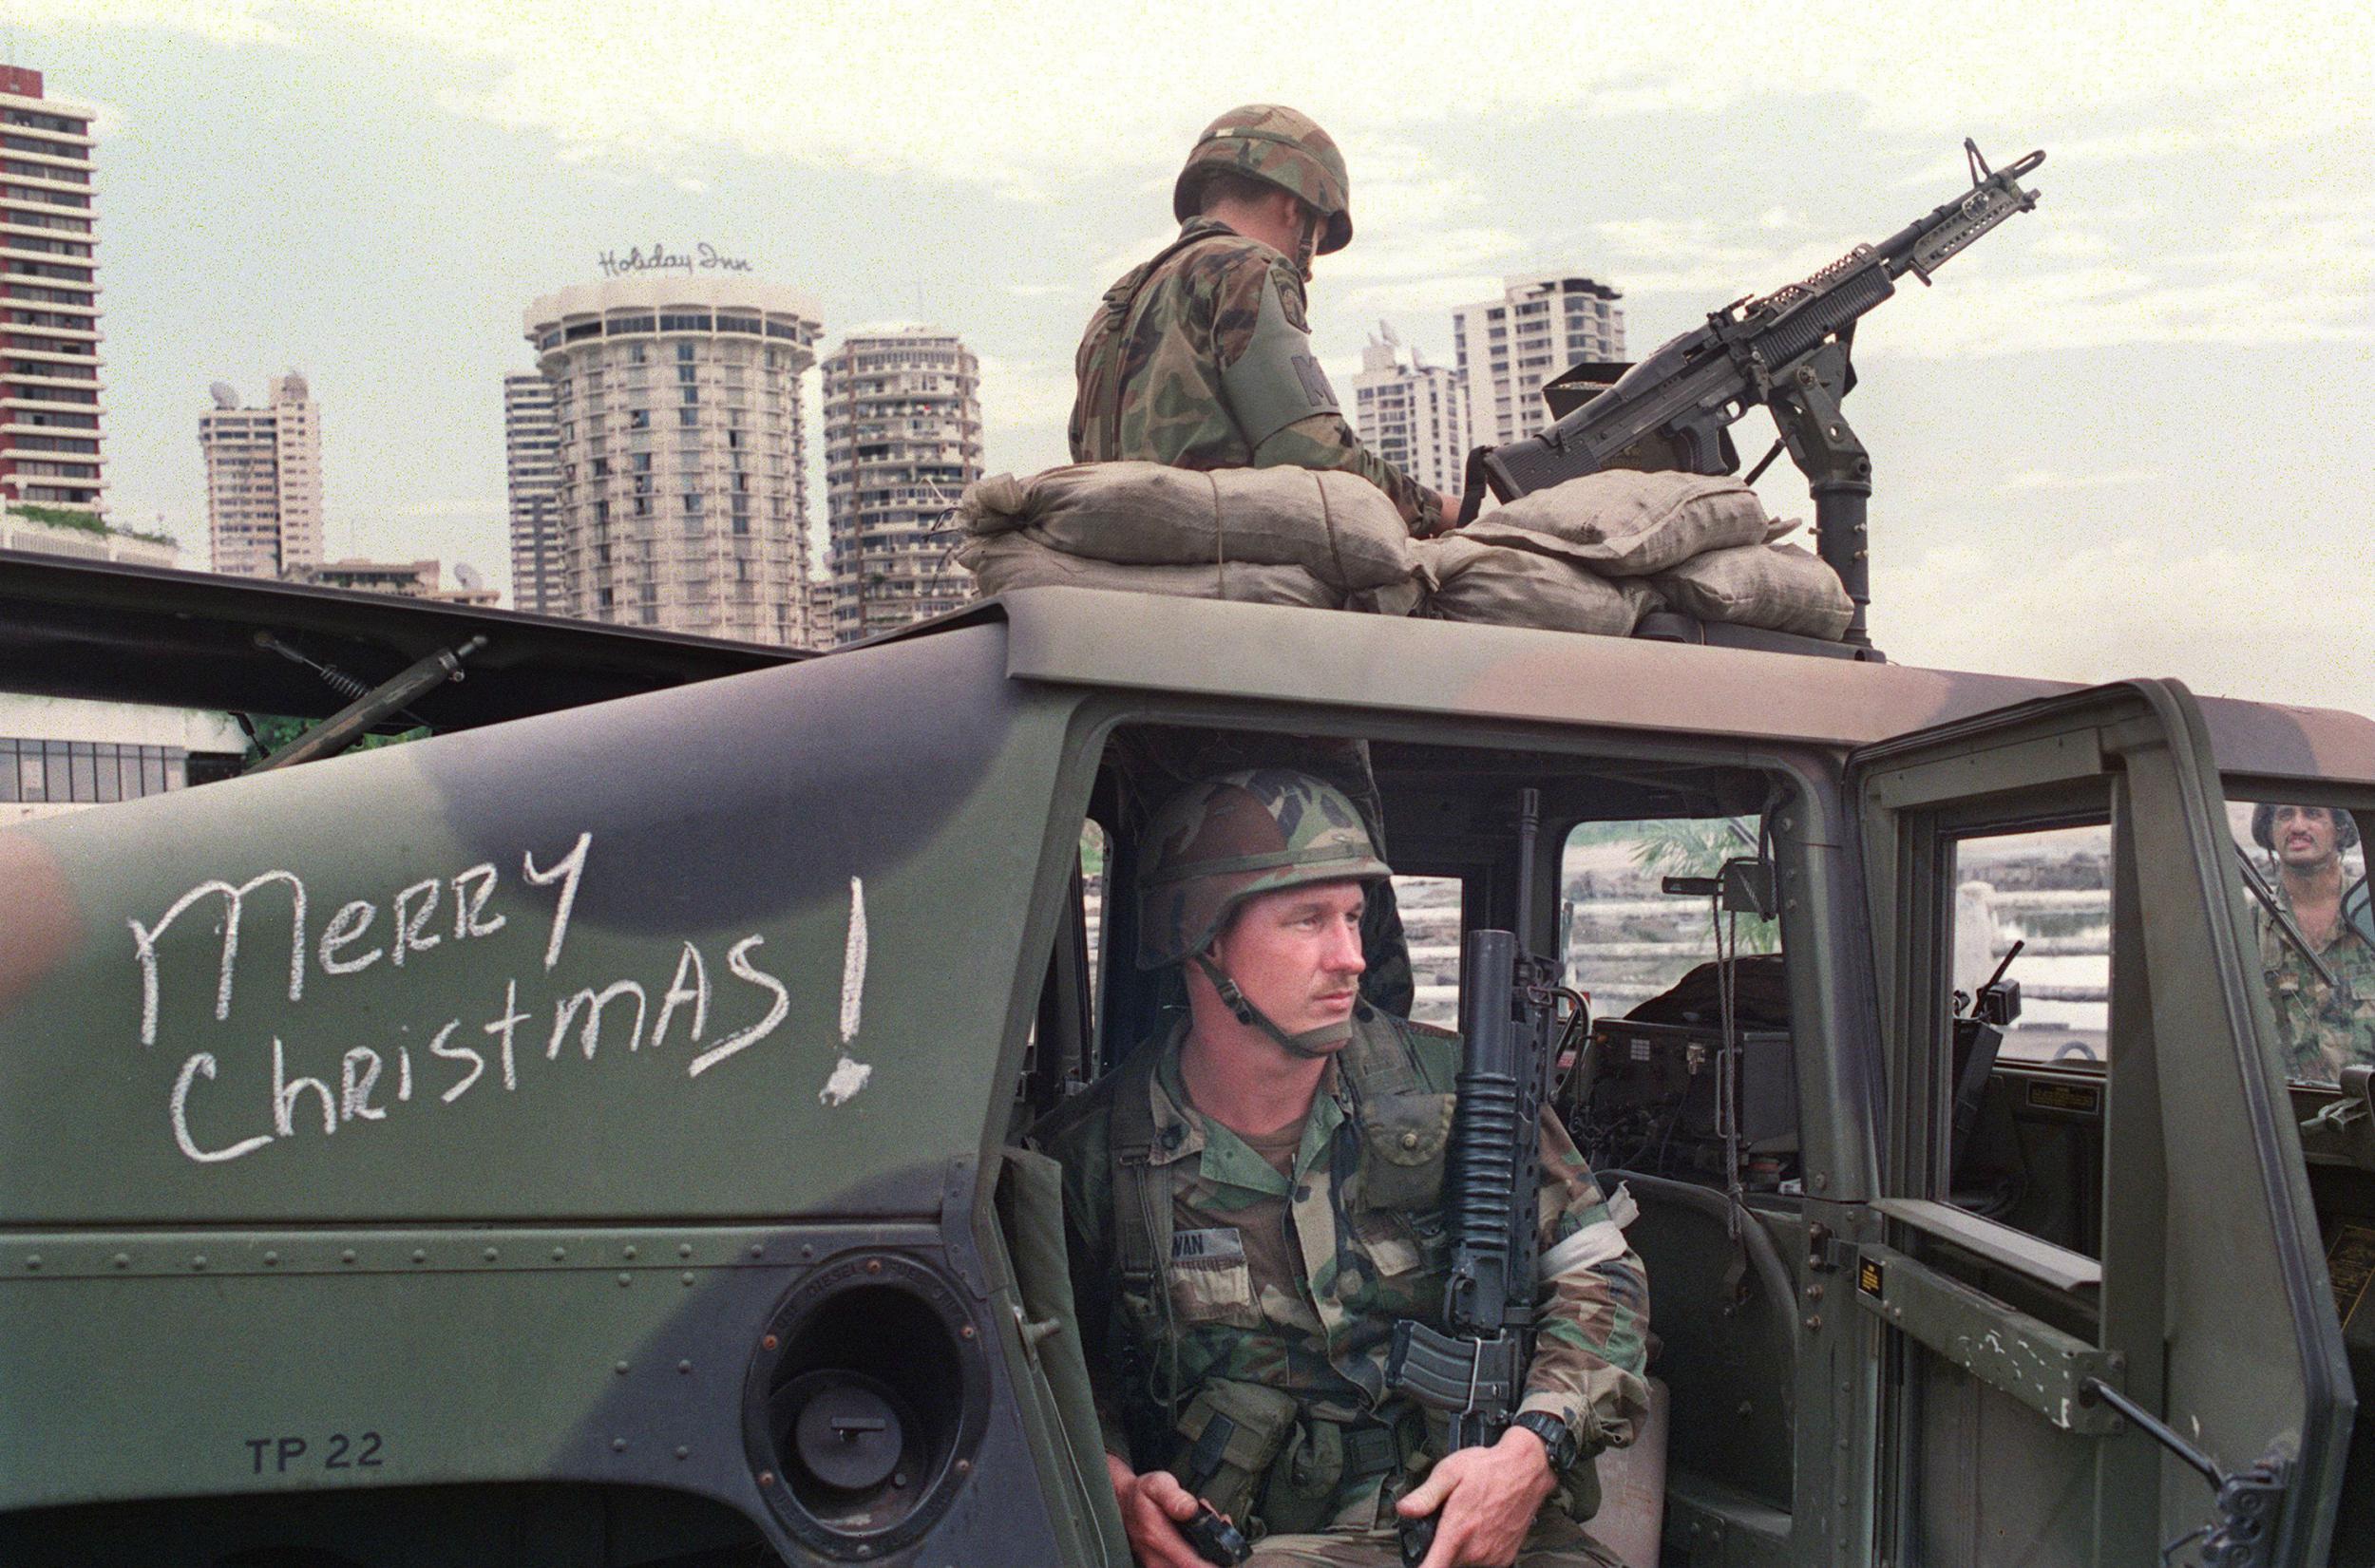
[1386,790,1587,1566]
[1458,140,2045,647]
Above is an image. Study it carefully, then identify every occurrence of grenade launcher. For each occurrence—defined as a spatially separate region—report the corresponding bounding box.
[1386,790,1585,1566]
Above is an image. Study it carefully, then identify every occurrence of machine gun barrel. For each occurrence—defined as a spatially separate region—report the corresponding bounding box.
[1470,140,2043,646]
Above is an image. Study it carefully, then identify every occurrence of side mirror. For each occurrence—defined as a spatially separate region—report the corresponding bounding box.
[1658,858,1775,918]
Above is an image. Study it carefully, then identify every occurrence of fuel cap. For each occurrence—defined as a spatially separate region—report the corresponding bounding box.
[793,1379,904,1493]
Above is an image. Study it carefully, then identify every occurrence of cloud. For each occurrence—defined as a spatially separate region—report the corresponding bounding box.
[975,353,1079,432]
[25,0,292,45]
[62,0,2372,191]
[1994,468,2160,495]
[1881,537,2374,713]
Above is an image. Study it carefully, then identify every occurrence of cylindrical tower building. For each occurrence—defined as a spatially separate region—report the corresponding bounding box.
[524,276,823,645]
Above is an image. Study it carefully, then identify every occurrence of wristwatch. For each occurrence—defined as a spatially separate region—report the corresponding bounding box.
[1511,1411,1579,1474]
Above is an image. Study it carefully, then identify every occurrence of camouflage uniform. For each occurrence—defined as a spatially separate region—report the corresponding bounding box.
[1070,105,1446,533]
[2256,888,2375,1082]
[1036,1013,1650,1565]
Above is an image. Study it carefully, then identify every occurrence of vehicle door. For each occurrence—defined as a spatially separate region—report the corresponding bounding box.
[1847,679,2352,1567]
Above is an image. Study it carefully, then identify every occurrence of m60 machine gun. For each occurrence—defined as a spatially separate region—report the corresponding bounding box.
[1457,140,2046,648]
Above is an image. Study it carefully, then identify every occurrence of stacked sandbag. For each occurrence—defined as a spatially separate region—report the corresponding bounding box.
[1462,470,1778,576]
[956,531,1340,608]
[958,463,1418,609]
[1456,469,1852,640]
[1651,541,1854,640]
[1416,536,1662,635]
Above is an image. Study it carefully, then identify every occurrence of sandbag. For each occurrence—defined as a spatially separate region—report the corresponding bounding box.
[960,463,1415,594]
[1462,470,1776,577]
[1417,536,1661,636]
[956,529,1342,609]
[1651,542,1854,640]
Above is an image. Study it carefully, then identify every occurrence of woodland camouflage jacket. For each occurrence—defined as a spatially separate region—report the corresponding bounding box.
[1036,1011,1649,1525]
[1069,217,1443,530]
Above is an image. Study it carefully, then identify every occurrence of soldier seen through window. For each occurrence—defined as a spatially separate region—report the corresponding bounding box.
[1035,770,1647,1568]
[2249,803,2375,1082]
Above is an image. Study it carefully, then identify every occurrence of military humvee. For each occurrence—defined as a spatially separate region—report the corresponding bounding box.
[1,555,2370,1568]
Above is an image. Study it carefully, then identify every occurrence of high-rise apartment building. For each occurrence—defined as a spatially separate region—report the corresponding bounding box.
[1452,274,1626,449]
[525,276,823,645]
[0,65,105,520]
[820,327,982,644]
[199,372,324,578]
[503,371,562,614]
[1351,322,1466,499]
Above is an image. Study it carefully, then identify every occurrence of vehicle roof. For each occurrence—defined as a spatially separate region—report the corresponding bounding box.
[0,550,805,729]
[982,588,2375,785]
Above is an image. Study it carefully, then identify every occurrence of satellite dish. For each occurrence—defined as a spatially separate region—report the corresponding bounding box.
[454,562,486,591]
[209,382,239,409]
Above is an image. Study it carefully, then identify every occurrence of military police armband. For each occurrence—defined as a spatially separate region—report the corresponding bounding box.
[1221,272,1341,447]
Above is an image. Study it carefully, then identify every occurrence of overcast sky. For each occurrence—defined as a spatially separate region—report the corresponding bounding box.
[11,2,2372,713]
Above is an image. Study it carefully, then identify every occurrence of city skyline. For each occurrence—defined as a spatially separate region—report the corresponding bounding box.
[7,8,2371,715]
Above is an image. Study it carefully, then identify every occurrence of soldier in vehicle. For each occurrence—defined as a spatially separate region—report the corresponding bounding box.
[1036,770,1647,1568]
[1069,105,1462,537]
[2252,803,2375,1080]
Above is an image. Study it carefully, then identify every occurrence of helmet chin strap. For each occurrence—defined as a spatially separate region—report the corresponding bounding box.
[1293,208,1320,285]
[1192,953,1353,1059]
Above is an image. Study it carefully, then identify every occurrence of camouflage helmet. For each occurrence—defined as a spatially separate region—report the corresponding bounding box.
[1172,104,1354,255]
[1136,767,1390,970]
[2252,802,2361,853]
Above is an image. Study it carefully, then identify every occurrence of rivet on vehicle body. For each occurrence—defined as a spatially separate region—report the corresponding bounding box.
[193,1255,208,1271]
[865,1259,882,1275]
[484,1247,500,1262]
[1811,1173,1827,1191]
[623,1245,638,1260]
[678,1360,694,1374]
[615,1361,630,1375]
[750,1243,766,1258]
[1804,1315,1822,1331]
[552,1246,567,1261]
[612,1438,627,1452]
[1805,1284,1823,1301]
[617,1273,633,1287]
[341,1249,357,1264]
[678,1243,694,1259]
[411,1249,428,1263]
[675,1445,690,1460]
[681,1272,694,1286]
[23,1255,39,1271]
[111,1253,129,1269]
[955,1460,972,1476]
[960,1325,976,1340]
[759,1471,776,1487]
[800,1244,813,1259]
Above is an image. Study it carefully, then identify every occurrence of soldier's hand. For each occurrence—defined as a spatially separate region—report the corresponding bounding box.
[1395,1424,1558,1568]
[1105,1451,1210,1568]
[1433,490,1464,536]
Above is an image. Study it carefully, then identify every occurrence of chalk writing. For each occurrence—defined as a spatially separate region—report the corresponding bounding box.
[132,833,592,1049]
[822,878,873,1105]
[139,832,864,1164]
